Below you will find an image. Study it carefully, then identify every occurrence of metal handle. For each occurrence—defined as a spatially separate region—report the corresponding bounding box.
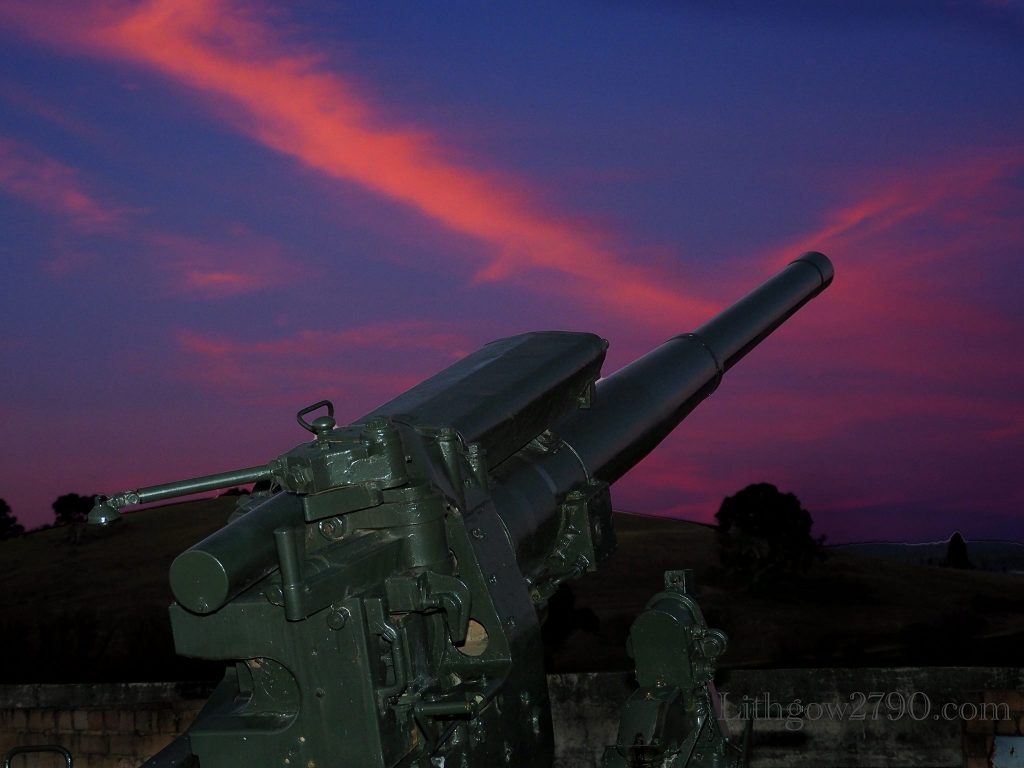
[3,745,73,768]
[296,400,335,433]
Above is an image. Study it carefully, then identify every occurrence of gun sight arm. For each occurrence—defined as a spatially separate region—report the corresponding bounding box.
[87,464,274,525]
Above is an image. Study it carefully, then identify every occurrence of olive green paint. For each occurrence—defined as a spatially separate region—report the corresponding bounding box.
[85,253,834,768]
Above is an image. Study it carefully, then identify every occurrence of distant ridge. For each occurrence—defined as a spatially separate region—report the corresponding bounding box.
[830,538,1024,573]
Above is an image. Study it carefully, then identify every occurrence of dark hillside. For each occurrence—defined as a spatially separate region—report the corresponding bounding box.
[2,501,1023,682]
[0,498,232,682]
[552,513,1024,671]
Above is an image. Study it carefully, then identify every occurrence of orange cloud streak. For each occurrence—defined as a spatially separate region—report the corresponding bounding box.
[776,148,1024,268]
[2,0,716,324]
[0,133,301,298]
[760,147,1024,362]
[175,322,471,407]
[147,227,305,298]
[0,135,121,231]
[176,322,468,359]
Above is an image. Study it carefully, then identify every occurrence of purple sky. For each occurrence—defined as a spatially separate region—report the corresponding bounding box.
[1,1,1022,543]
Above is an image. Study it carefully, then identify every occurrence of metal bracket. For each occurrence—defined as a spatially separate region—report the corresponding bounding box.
[531,480,616,604]
[386,572,472,645]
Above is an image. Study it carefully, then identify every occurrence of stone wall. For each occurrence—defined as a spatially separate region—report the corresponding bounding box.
[551,667,1024,768]
[719,667,1024,768]
[963,688,1024,768]
[0,683,211,768]
[2,669,1022,767]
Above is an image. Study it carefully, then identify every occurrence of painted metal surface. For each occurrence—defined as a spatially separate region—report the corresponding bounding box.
[86,252,833,768]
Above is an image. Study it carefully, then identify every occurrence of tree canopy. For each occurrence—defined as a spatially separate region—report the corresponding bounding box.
[0,498,24,540]
[945,531,972,569]
[52,492,94,526]
[715,483,823,586]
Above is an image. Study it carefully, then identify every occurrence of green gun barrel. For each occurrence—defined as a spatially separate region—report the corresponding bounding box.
[162,252,831,616]
[567,250,832,482]
[132,251,832,768]
[169,492,304,614]
[492,252,833,576]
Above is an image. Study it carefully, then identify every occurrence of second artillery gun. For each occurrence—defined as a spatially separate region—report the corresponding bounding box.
[88,252,834,768]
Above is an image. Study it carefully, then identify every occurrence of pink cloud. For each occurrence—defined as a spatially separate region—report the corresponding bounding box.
[176,323,467,358]
[768,148,1024,285]
[0,134,121,232]
[173,322,472,408]
[0,132,302,297]
[146,226,305,298]
[757,149,1024,371]
[0,0,717,326]
[0,79,97,139]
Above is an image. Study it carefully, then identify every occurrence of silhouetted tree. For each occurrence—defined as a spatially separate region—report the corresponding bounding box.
[715,483,823,586]
[52,493,93,526]
[944,531,972,569]
[0,498,24,540]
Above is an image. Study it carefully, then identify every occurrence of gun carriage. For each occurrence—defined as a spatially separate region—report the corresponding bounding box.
[84,252,833,768]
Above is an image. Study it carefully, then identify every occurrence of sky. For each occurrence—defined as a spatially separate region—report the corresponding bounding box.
[0,0,1022,543]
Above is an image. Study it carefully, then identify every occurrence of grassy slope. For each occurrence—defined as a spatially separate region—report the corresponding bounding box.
[1,502,1022,682]
[0,498,233,682]
[550,513,1024,671]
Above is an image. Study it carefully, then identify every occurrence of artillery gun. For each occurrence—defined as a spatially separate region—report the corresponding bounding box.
[84,252,833,768]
